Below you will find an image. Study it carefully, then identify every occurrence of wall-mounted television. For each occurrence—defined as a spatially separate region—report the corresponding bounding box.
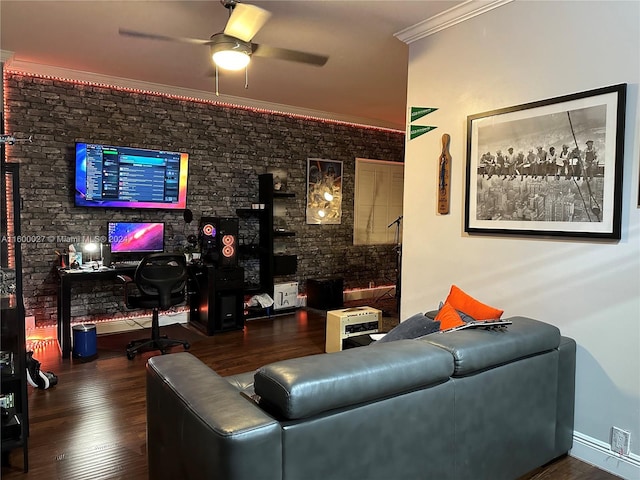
[108,222,165,254]
[75,143,188,209]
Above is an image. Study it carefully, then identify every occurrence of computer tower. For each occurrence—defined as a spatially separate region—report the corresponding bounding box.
[198,217,238,267]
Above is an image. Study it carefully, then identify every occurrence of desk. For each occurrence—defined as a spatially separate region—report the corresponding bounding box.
[57,266,136,358]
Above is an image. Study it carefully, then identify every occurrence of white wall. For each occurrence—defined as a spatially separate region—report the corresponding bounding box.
[401,1,639,477]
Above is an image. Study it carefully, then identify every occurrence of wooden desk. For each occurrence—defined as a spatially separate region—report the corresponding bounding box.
[57,266,136,358]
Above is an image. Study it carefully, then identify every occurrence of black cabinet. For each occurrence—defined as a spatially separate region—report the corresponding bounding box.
[259,173,298,281]
[188,265,245,335]
[1,162,28,472]
[236,174,298,318]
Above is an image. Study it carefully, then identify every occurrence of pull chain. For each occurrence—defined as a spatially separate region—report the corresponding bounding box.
[215,64,219,96]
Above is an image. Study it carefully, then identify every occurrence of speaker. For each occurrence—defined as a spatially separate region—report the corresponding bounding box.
[199,217,238,267]
[306,277,344,310]
[101,243,112,267]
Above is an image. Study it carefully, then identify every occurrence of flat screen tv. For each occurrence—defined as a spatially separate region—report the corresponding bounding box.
[75,143,188,209]
[108,222,165,254]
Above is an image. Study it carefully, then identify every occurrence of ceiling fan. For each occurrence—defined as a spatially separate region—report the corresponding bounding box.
[119,0,328,75]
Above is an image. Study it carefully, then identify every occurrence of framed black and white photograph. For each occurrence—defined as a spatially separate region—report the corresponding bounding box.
[465,84,626,240]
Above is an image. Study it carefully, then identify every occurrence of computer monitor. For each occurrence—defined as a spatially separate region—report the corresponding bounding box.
[75,143,189,209]
[108,222,165,254]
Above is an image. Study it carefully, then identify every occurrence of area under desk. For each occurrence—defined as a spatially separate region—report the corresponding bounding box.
[56,266,136,358]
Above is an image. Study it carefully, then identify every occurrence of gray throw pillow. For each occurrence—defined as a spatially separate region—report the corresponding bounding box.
[374,313,441,344]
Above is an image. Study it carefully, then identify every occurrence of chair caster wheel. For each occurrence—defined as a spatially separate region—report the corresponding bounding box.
[127,342,134,349]
[126,351,136,360]
[184,343,191,351]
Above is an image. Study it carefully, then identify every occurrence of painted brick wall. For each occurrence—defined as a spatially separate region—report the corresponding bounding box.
[4,72,404,326]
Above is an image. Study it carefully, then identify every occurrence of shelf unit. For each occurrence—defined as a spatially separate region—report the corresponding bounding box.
[1,162,29,472]
[236,174,298,318]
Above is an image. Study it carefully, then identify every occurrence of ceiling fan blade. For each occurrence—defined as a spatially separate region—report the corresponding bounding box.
[119,28,212,46]
[223,3,271,43]
[251,43,328,66]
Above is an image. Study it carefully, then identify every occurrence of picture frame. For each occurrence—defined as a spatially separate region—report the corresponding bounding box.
[465,84,626,240]
[266,166,289,192]
[306,158,343,224]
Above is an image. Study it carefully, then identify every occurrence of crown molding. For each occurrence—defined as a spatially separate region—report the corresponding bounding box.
[394,0,514,44]
[1,52,403,132]
[1,50,15,64]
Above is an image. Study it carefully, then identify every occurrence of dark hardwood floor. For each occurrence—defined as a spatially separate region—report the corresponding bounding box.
[2,308,620,479]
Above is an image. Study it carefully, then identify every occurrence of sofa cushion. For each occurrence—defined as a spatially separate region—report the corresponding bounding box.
[437,301,476,322]
[435,303,465,330]
[375,313,440,343]
[423,317,560,376]
[254,340,454,420]
[445,285,504,320]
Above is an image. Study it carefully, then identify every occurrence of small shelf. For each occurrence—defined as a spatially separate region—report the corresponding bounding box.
[273,191,295,198]
[274,230,295,237]
[236,208,267,218]
[238,244,263,255]
[243,286,263,295]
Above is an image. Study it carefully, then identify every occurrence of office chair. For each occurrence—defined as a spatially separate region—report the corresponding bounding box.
[119,253,191,360]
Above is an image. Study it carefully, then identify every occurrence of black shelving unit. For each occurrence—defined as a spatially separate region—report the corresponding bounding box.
[236,174,298,318]
[1,162,29,472]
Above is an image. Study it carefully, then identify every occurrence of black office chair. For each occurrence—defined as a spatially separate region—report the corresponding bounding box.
[119,253,191,360]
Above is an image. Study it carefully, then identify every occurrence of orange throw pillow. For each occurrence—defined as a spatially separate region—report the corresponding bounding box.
[445,285,503,321]
[435,302,465,330]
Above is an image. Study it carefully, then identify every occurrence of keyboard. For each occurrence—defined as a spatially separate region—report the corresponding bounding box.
[110,260,141,268]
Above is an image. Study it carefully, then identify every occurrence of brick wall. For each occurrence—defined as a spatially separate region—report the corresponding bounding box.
[3,72,404,326]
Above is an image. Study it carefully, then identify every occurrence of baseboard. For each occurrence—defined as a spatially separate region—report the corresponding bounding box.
[571,431,640,479]
[343,285,396,302]
[95,311,188,335]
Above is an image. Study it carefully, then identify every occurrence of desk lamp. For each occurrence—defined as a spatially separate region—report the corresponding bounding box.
[83,242,99,267]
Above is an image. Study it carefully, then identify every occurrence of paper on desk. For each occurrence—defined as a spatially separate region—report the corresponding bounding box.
[370,334,386,341]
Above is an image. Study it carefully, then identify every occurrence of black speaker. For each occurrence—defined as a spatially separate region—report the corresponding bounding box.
[101,243,112,267]
[306,277,344,310]
[199,217,238,267]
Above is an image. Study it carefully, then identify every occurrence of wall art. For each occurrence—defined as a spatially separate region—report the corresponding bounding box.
[306,158,343,224]
[465,84,626,239]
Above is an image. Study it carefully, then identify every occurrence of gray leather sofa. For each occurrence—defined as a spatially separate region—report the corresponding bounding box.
[146,316,575,480]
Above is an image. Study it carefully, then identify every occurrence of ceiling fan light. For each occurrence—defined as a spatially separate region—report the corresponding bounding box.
[212,50,250,70]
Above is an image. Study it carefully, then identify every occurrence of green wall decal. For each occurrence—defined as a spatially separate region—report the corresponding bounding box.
[409,125,437,140]
[410,107,438,123]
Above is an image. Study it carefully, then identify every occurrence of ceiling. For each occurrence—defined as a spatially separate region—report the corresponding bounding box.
[0,0,465,130]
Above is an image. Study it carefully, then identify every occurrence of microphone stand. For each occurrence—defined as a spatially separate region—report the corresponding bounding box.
[387,216,402,313]
[375,216,403,313]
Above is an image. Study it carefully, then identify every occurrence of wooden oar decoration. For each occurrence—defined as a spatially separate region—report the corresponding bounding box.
[437,133,452,214]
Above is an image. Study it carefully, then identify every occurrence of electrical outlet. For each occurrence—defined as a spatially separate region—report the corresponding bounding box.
[611,426,631,456]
